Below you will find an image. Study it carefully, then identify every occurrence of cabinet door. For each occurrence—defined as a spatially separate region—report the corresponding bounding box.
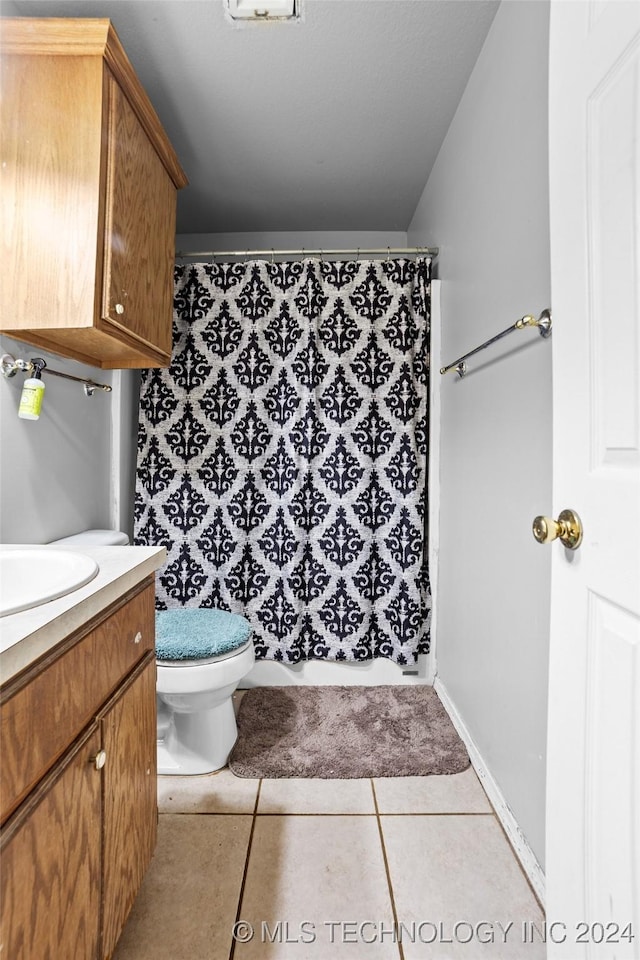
[101,71,176,363]
[0,724,102,960]
[0,580,156,825]
[100,655,157,958]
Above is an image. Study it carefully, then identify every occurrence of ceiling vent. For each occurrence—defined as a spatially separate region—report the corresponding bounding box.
[225,0,299,21]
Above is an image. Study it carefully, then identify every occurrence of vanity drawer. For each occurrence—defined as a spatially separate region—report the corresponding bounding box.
[0,579,155,825]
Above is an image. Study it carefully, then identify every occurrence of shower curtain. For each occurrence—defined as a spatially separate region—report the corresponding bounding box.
[134,257,431,664]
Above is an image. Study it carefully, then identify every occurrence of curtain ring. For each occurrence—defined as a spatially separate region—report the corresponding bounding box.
[271,248,275,264]
[320,248,324,263]
[301,247,305,260]
[356,247,360,261]
[386,247,390,262]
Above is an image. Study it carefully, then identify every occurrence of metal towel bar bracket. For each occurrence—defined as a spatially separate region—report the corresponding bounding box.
[440,309,552,378]
[1,353,112,397]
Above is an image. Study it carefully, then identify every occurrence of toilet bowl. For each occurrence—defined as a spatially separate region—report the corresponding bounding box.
[49,529,254,777]
[156,638,255,775]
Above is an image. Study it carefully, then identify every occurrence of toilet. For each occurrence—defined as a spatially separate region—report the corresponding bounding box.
[156,630,255,776]
[49,529,255,776]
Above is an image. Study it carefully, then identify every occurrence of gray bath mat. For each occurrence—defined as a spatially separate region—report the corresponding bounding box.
[228,685,470,778]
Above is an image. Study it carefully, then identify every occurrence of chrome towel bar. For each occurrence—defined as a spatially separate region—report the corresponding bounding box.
[440,309,552,378]
[1,353,112,396]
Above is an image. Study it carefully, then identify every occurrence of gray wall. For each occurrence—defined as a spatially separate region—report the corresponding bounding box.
[0,335,114,543]
[408,0,552,867]
[176,231,408,259]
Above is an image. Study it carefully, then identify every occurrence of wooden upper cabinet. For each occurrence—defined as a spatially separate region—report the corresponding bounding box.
[0,19,188,368]
[103,76,176,359]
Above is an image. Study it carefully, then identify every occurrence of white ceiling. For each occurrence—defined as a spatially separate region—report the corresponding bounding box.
[9,0,499,234]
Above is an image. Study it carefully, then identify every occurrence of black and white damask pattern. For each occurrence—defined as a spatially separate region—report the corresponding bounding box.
[134,258,432,664]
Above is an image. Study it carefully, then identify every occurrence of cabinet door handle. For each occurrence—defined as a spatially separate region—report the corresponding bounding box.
[133,631,142,645]
[91,750,107,771]
[114,303,125,315]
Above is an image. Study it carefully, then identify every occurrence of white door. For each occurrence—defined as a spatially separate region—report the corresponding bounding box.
[547,2,640,957]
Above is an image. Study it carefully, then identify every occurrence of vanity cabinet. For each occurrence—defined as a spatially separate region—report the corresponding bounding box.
[0,578,158,960]
[0,724,103,958]
[101,658,157,958]
[0,18,188,369]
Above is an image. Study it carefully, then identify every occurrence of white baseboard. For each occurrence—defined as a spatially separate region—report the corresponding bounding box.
[434,677,546,907]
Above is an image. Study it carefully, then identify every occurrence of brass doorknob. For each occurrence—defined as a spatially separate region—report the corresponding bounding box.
[532,509,583,550]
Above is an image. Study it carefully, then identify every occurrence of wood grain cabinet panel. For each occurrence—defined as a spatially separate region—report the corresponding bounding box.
[0,725,102,960]
[0,18,187,369]
[102,75,175,358]
[0,578,155,825]
[0,575,159,959]
[101,655,157,958]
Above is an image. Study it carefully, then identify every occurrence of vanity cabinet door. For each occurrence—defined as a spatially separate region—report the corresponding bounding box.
[100,654,157,958]
[101,71,176,365]
[0,724,102,960]
[0,578,156,825]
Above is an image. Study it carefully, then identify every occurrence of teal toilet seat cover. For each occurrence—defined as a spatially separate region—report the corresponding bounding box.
[156,609,252,661]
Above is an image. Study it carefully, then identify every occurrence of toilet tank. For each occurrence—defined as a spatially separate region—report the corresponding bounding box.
[50,529,130,546]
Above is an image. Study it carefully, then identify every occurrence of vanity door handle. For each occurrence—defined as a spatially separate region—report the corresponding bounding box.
[133,631,142,645]
[91,750,107,771]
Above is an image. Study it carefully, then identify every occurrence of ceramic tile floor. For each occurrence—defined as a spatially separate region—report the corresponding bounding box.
[113,695,546,960]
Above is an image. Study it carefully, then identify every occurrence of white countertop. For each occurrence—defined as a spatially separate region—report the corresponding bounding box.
[0,544,166,684]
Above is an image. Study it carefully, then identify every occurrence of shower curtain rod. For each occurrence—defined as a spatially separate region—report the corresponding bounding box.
[175,246,438,260]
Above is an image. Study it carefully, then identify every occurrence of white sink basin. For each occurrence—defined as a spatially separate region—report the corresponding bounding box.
[0,549,99,617]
